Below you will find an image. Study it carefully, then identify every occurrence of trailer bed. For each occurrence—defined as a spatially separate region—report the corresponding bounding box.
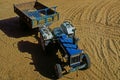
[14,1,59,28]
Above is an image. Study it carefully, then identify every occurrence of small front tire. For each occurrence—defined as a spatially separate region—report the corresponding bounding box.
[55,64,62,79]
[79,53,90,70]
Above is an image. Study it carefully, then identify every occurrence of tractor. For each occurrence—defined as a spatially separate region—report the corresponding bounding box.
[39,21,90,79]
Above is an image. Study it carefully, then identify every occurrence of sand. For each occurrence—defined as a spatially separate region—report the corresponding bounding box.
[0,0,120,80]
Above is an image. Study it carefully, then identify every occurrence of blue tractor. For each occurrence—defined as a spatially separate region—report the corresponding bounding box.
[39,21,91,79]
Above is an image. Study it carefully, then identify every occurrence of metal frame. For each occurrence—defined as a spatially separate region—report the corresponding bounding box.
[29,6,58,25]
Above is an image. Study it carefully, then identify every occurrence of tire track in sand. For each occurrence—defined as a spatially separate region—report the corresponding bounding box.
[108,39,120,79]
[63,4,85,22]
[107,1,120,26]
[75,0,120,27]
[58,3,80,22]
[66,5,88,23]
[80,0,100,21]
[80,0,110,21]
[100,39,118,80]
[95,0,118,25]
[81,38,105,80]
[90,0,112,23]
[88,37,103,62]
[75,20,120,40]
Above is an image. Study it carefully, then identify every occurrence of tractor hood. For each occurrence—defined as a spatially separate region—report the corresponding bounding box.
[59,34,83,56]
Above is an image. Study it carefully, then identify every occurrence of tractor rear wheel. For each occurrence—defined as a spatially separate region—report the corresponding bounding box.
[55,64,62,79]
[40,35,47,54]
[79,53,90,70]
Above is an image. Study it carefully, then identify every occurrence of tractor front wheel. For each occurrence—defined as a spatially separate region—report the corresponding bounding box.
[79,53,90,70]
[55,64,62,79]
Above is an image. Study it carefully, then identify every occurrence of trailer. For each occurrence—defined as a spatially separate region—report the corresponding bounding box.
[14,1,59,29]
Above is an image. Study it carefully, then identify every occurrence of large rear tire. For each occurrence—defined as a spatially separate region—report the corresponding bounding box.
[55,64,62,79]
[79,53,90,70]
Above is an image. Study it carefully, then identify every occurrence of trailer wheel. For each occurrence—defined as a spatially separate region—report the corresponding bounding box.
[19,18,30,30]
[79,53,90,70]
[55,64,62,79]
[19,18,25,26]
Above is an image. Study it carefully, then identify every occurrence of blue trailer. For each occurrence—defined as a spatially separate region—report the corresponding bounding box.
[14,1,59,29]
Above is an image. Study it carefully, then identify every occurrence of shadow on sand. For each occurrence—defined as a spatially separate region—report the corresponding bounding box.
[0,17,58,79]
[17,35,59,79]
[0,17,38,38]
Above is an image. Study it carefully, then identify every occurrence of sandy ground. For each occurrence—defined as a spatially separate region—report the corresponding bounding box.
[0,0,120,80]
